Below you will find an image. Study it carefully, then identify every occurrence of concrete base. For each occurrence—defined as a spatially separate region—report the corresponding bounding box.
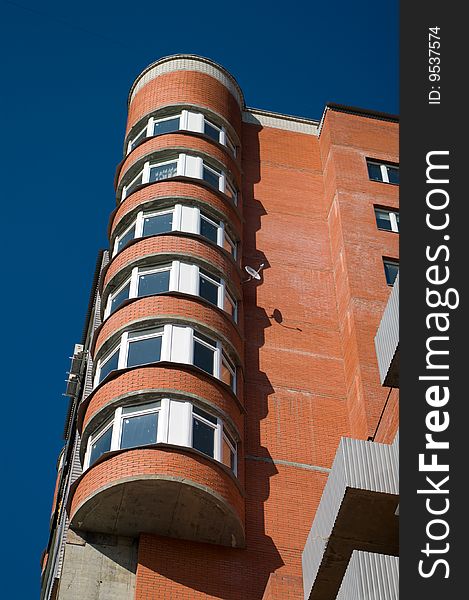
[57,531,137,600]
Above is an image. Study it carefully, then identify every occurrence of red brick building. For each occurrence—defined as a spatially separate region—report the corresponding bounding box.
[41,55,399,600]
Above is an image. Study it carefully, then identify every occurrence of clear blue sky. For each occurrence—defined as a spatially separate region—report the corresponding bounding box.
[0,0,398,596]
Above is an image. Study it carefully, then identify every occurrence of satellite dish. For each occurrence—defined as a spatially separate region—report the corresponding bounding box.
[244,263,265,282]
[245,266,261,280]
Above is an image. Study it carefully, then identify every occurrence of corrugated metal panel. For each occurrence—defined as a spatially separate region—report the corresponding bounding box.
[336,551,399,600]
[302,438,399,600]
[374,273,399,386]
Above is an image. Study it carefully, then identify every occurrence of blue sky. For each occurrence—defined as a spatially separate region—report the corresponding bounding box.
[0,0,397,596]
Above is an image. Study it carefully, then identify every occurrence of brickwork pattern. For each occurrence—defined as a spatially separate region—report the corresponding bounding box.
[110,181,242,241]
[126,71,242,138]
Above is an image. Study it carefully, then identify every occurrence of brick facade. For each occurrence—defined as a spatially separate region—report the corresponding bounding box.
[42,56,399,600]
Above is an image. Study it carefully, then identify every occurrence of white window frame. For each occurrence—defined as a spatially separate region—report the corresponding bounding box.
[84,400,164,469]
[367,160,399,184]
[94,325,237,392]
[85,418,114,469]
[374,207,399,233]
[121,154,237,205]
[126,111,236,156]
[104,260,237,322]
[122,158,179,200]
[94,326,165,387]
[221,351,236,391]
[113,208,176,256]
[83,398,237,475]
[112,206,237,259]
[222,426,238,475]
[105,263,174,318]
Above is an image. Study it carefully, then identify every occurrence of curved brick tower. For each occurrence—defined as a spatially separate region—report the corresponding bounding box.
[41,56,400,600]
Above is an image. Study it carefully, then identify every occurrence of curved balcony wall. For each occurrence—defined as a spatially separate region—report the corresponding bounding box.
[79,365,244,439]
[109,182,242,254]
[68,447,245,547]
[93,295,243,360]
[126,55,244,142]
[116,134,240,197]
[125,108,239,163]
[102,234,242,317]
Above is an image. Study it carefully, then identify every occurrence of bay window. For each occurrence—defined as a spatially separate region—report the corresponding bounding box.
[120,154,238,205]
[84,398,238,475]
[105,261,238,322]
[94,324,237,392]
[126,110,237,156]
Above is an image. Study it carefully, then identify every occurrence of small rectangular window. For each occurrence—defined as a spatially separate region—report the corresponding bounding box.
[129,127,147,152]
[203,165,221,189]
[89,424,113,466]
[110,281,131,314]
[192,406,217,458]
[153,116,180,136]
[367,159,399,185]
[149,161,178,183]
[199,270,220,306]
[120,411,158,449]
[193,335,215,375]
[200,213,219,243]
[116,223,136,253]
[222,429,237,472]
[223,231,237,259]
[99,348,119,383]
[137,268,170,297]
[142,211,173,237]
[204,121,221,142]
[374,207,399,232]
[383,258,399,285]
[126,329,163,368]
[221,352,235,389]
[125,172,143,196]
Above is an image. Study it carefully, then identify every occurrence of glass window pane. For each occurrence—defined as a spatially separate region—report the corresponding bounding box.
[117,224,136,253]
[384,261,399,285]
[367,162,382,181]
[120,412,158,449]
[99,349,119,383]
[127,336,162,368]
[126,172,143,195]
[199,276,219,306]
[149,162,177,183]
[142,212,173,237]
[193,405,217,424]
[203,167,220,189]
[223,234,236,257]
[200,216,219,243]
[130,127,147,151]
[224,293,236,318]
[89,425,113,466]
[193,340,214,374]
[205,121,220,142]
[387,166,400,184]
[192,417,215,457]
[110,282,130,314]
[122,400,161,415]
[375,209,392,231]
[221,360,234,388]
[153,117,180,136]
[222,437,235,471]
[137,270,170,297]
